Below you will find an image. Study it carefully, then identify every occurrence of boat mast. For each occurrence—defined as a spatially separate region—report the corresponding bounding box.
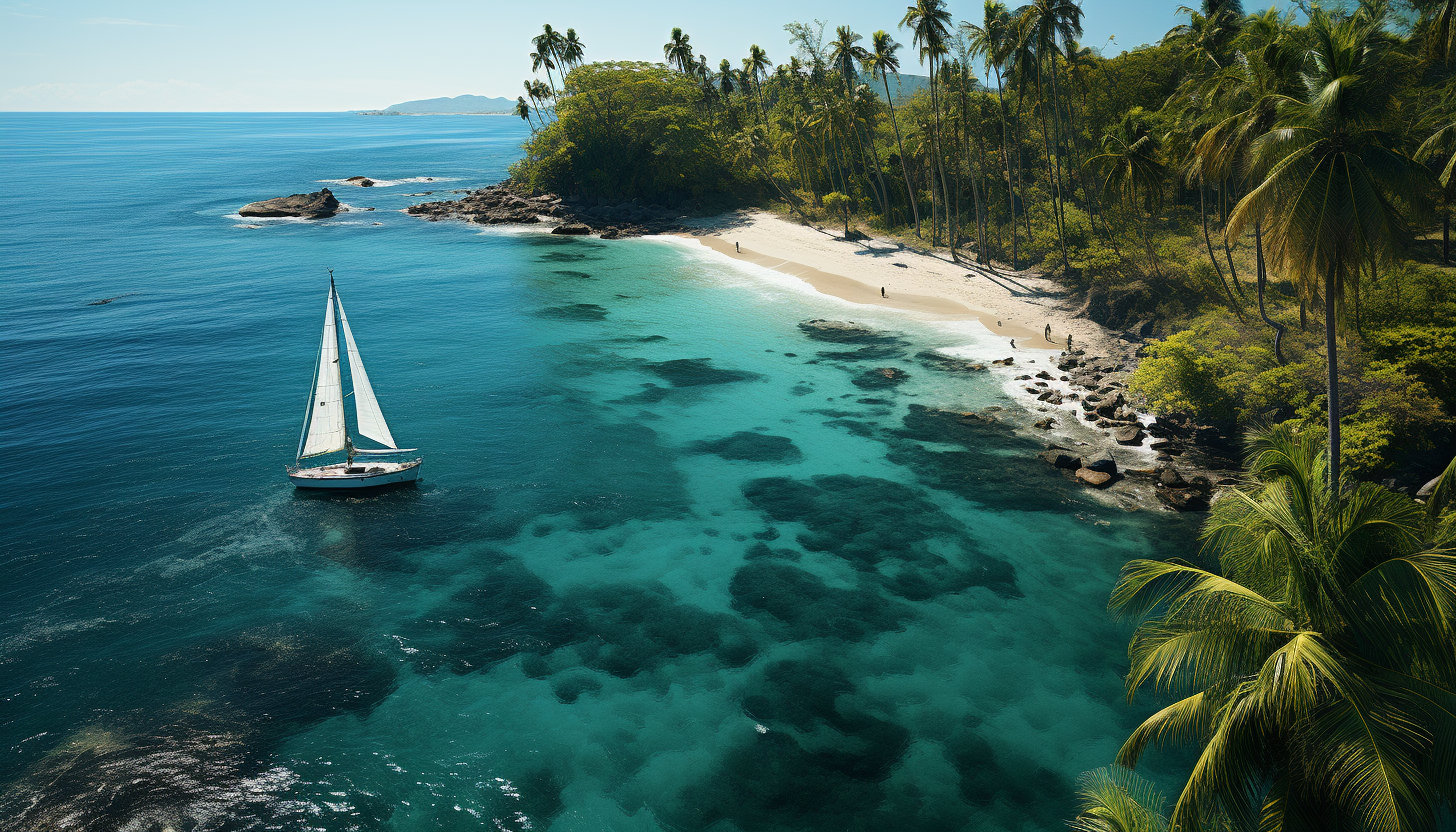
[295,273,330,466]
[330,269,357,466]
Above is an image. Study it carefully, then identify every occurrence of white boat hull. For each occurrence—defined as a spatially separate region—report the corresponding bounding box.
[289,459,422,489]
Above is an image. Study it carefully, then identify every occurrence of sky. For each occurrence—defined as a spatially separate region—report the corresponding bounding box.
[0,1,1289,111]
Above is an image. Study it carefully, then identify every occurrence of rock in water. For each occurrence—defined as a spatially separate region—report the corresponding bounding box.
[1113,425,1145,445]
[344,176,374,187]
[551,223,592,235]
[1075,468,1114,488]
[239,188,341,218]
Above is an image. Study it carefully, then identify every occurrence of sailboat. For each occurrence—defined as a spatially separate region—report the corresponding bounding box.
[288,272,422,489]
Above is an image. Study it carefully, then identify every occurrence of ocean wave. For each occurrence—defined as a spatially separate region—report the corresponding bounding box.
[317,176,460,188]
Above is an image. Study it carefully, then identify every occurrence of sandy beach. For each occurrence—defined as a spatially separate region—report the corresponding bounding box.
[681,210,1120,354]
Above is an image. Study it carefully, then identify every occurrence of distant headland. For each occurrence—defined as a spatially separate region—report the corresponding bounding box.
[354,94,515,115]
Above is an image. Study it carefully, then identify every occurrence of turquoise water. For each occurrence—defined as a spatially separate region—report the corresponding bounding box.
[0,113,1194,831]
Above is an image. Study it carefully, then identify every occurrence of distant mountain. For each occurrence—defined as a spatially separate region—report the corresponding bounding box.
[371,95,516,114]
[857,72,933,104]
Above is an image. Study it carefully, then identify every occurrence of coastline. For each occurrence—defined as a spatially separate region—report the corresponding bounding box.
[679,210,1122,355]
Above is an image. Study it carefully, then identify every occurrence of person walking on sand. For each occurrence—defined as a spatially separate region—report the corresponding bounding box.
[735,241,740,253]
[1044,323,1052,342]
[1066,333,1072,350]
[1010,339,1016,349]
[880,287,886,298]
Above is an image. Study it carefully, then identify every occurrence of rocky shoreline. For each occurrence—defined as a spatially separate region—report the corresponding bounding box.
[1018,347,1240,511]
[405,184,689,238]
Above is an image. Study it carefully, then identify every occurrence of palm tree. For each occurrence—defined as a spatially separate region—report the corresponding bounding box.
[1087,108,1166,277]
[902,0,957,254]
[663,27,694,74]
[531,24,566,95]
[1020,0,1083,274]
[744,44,772,124]
[1227,8,1429,490]
[560,28,585,71]
[514,96,535,131]
[522,79,550,125]
[1111,423,1456,830]
[1070,767,1168,832]
[964,1,1020,268]
[866,30,922,237]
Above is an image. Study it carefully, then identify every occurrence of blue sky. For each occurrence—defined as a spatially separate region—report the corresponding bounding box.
[0,1,1286,111]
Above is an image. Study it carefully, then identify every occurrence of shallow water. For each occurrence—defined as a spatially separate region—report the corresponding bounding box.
[0,113,1196,831]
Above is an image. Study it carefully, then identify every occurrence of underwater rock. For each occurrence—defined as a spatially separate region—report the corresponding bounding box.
[646,358,764,387]
[534,303,608,321]
[343,175,374,187]
[797,319,903,345]
[559,582,758,676]
[916,350,986,374]
[550,222,592,235]
[851,367,911,389]
[689,431,803,463]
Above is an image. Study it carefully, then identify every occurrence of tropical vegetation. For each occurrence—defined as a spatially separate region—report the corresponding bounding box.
[507,5,1456,828]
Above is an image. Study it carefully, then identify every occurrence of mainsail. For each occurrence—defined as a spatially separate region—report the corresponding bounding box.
[336,295,398,449]
[298,286,346,458]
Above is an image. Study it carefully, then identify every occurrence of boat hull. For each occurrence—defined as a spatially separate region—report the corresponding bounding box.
[289,459,422,489]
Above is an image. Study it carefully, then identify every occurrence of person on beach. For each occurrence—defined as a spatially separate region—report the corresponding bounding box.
[1044,323,1052,341]
[880,287,886,298]
[735,241,739,252]
[1067,334,1073,350]
[1010,339,1015,349]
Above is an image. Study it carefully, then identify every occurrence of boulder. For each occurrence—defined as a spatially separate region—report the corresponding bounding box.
[1113,425,1145,445]
[344,176,374,187]
[551,223,593,235]
[1157,489,1209,511]
[239,188,341,218]
[1417,476,1442,499]
[1075,467,1114,488]
[1040,449,1080,469]
[1033,417,1057,430]
[1158,467,1187,488]
[1084,452,1118,475]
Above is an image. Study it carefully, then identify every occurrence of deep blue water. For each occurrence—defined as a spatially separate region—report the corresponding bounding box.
[0,113,1193,831]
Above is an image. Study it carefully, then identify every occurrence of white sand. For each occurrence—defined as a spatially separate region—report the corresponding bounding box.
[680,210,1119,354]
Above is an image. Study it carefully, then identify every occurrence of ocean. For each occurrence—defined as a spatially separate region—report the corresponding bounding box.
[0,113,1194,831]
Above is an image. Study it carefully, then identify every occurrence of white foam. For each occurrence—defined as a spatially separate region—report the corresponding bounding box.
[317,176,461,188]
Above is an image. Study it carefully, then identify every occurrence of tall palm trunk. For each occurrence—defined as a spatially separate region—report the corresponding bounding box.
[882,74,922,237]
[1325,267,1341,491]
[1202,183,1243,321]
[959,70,986,262]
[928,57,958,259]
[1254,218,1285,364]
[993,67,1018,269]
[1036,91,1070,272]
[1047,53,1072,262]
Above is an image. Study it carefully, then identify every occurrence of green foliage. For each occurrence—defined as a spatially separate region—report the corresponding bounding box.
[510,61,746,201]
[1130,329,1240,421]
[1111,423,1456,831]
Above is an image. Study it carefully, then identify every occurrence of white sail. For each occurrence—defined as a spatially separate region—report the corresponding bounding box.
[299,286,346,458]
[335,295,398,449]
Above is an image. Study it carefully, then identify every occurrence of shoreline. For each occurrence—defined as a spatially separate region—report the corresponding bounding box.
[679,210,1122,355]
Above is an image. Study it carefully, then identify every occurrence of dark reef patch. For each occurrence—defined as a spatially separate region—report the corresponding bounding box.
[790,384,814,396]
[851,367,911,390]
[670,657,911,831]
[557,582,758,677]
[814,344,907,362]
[535,303,608,321]
[550,672,603,704]
[944,722,1074,827]
[551,269,593,279]
[916,350,988,374]
[688,431,803,463]
[536,251,596,263]
[610,383,672,405]
[797,320,909,347]
[646,358,764,388]
[729,561,908,642]
[744,541,800,561]
[404,557,571,674]
[741,474,1021,599]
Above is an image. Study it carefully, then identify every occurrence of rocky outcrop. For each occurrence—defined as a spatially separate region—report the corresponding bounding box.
[344,176,374,187]
[239,188,341,218]
[551,223,592,235]
[406,184,691,238]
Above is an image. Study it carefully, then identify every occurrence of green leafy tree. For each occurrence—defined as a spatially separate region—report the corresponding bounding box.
[1228,8,1430,489]
[1111,423,1456,830]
